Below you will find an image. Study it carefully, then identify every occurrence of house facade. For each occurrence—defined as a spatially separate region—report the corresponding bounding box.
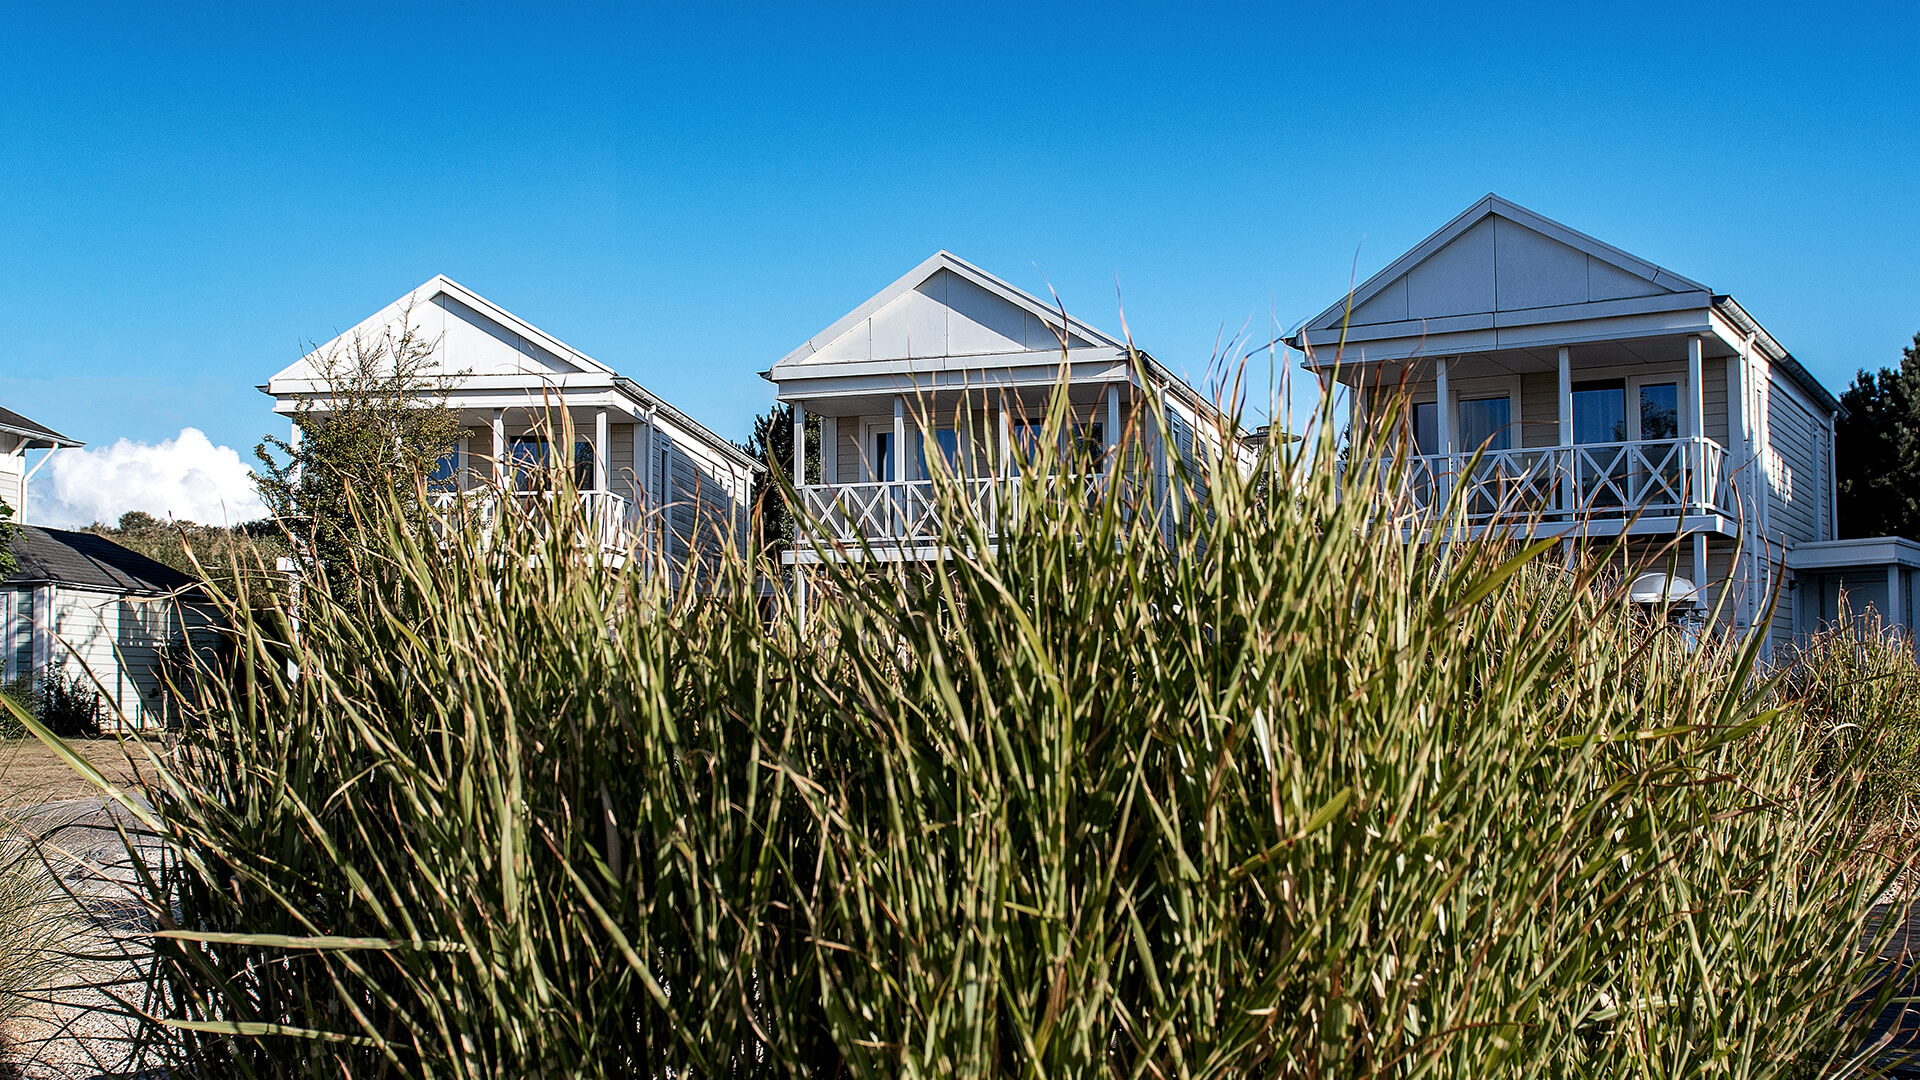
[0,406,81,521]
[1287,194,1902,653]
[763,251,1241,566]
[4,526,215,729]
[262,276,760,579]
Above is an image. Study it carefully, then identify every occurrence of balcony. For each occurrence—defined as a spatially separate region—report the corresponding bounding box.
[794,474,1119,557]
[1354,437,1738,535]
[428,488,646,554]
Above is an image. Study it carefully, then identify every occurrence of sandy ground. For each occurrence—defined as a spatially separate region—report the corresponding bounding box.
[0,740,156,808]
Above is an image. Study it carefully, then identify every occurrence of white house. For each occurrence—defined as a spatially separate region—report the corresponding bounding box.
[0,405,81,522]
[763,251,1244,565]
[261,276,761,580]
[3,526,214,729]
[1286,193,1906,653]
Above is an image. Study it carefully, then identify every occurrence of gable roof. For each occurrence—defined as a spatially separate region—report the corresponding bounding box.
[6,526,197,596]
[1296,194,1709,339]
[0,406,81,450]
[266,275,619,387]
[1287,194,1840,416]
[770,251,1128,372]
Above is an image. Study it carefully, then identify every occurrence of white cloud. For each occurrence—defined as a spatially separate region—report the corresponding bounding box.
[26,428,269,528]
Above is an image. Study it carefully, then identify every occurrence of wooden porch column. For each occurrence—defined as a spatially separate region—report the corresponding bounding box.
[594,408,609,491]
[1557,348,1574,446]
[1687,334,1708,507]
[1435,357,1452,456]
[997,396,1013,477]
[492,409,506,486]
[792,399,807,486]
[892,396,906,483]
[1106,383,1121,468]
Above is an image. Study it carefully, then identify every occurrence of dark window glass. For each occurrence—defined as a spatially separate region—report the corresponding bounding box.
[428,447,460,493]
[1639,383,1679,440]
[1457,396,1512,452]
[873,431,895,481]
[1572,380,1626,444]
[916,430,963,478]
[1412,401,1438,456]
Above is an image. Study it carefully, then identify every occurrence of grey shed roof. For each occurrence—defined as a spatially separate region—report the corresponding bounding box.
[0,407,81,449]
[5,527,196,596]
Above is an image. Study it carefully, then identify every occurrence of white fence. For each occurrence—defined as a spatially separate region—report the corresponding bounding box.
[1356,437,1733,525]
[797,474,1118,547]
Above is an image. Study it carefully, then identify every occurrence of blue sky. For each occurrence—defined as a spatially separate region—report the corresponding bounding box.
[2,2,1915,522]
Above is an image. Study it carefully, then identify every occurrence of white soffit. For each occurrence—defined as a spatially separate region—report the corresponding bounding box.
[772,251,1127,373]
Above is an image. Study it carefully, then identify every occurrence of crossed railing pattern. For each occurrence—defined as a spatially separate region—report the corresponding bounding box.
[428,488,645,553]
[798,474,1120,548]
[1361,437,1733,525]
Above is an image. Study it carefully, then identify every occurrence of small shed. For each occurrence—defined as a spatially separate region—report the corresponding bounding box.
[3,526,216,730]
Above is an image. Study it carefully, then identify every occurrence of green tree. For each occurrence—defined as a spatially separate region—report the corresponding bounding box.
[254,311,464,572]
[1836,330,1920,540]
[734,402,818,559]
[0,501,19,578]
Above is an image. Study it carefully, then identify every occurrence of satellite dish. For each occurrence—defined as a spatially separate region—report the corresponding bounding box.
[1628,572,1699,606]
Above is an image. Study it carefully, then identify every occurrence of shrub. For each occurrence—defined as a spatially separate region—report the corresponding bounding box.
[104,374,1896,1077]
[0,670,104,741]
[1777,605,1920,833]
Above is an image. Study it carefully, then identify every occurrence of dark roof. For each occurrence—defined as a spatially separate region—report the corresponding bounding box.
[0,407,81,449]
[5,526,196,595]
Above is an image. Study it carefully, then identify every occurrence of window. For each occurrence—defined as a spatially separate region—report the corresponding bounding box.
[915,430,963,478]
[573,440,595,490]
[1639,383,1679,441]
[508,437,593,490]
[1456,396,1511,452]
[872,431,896,482]
[427,445,461,493]
[508,436,550,491]
[1572,380,1627,444]
[1009,419,1105,472]
[1412,401,1438,456]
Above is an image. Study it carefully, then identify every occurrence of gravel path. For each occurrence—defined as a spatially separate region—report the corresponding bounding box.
[5,799,162,1080]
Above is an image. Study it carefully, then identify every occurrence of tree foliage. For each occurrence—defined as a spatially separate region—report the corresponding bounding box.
[1836,330,1920,540]
[0,501,18,579]
[734,402,818,558]
[253,310,464,571]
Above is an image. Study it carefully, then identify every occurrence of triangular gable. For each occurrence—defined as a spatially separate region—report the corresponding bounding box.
[268,276,614,386]
[1301,194,1710,335]
[773,251,1126,370]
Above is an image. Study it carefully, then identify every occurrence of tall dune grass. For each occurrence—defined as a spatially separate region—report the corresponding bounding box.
[66,371,1904,1076]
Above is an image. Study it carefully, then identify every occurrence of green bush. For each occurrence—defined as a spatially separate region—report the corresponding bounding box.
[0,669,104,741]
[1777,605,1920,833]
[108,376,1895,1078]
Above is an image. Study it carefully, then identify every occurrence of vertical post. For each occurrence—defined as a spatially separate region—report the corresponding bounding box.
[1435,357,1453,456]
[594,409,609,491]
[492,409,506,486]
[1556,347,1574,446]
[792,399,807,487]
[1106,382,1121,473]
[1693,534,1708,613]
[892,396,906,483]
[1728,335,1750,627]
[1687,335,1706,504]
[630,420,642,504]
[821,415,837,486]
[1557,346,1574,526]
[1888,565,1905,630]
[998,398,1013,477]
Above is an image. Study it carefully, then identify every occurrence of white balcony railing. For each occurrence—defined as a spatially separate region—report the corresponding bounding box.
[428,488,645,552]
[1354,437,1734,526]
[797,474,1117,548]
